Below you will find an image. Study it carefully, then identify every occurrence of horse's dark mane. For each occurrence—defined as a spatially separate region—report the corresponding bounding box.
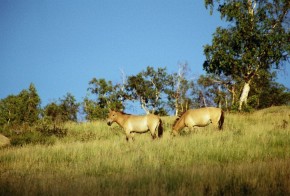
[120,111,131,115]
[110,109,131,115]
[172,111,186,127]
[172,117,180,128]
[114,110,131,115]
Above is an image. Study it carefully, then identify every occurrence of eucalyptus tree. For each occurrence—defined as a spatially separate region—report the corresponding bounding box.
[198,74,231,109]
[126,66,170,114]
[166,63,196,116]
[44,102,61,122]
[246,73,290,109]
[204,0,290,111]
[0,83,41,127]
[44,93,79,122]
[59,93,79,122]
[84,78,124,120]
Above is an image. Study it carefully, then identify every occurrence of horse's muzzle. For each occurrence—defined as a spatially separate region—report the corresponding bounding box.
[107,121,112,126]
[171,130,178,137]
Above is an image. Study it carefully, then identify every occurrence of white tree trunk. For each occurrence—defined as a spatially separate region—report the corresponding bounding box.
[140,98,150,114]
[239,82,251,111]
[141,104,150,114]
[175,100,179,116]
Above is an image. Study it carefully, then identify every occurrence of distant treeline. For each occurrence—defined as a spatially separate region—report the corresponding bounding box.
[1,65,290,129]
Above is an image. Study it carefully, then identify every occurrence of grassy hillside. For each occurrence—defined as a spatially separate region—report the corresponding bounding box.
[0,106,289,195]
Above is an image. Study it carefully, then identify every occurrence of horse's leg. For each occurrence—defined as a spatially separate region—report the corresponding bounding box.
[211,111,224,130]
[218,111,224,130]
[131,133,135,141]
[150,128,157,139]
[126,135,134,142]
[152,131,157,139]
[125,130,134,142]
[211,118,220,130]
[148,123,157,140]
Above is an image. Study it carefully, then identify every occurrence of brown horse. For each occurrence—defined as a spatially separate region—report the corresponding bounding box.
[172,107,224,136]
[107,110,163,141]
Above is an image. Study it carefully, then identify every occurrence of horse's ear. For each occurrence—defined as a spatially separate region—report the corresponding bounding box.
[108,108,112,112]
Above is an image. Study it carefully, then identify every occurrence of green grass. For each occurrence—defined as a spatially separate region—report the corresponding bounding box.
[0,106,290,195]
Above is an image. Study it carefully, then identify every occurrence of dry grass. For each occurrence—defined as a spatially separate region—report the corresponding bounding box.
[0,106,290,195]
[0,134,10,148]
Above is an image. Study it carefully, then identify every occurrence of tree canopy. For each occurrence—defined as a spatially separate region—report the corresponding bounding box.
[0,83,40,127]
[203,0,290,110]
[44,93,80,122]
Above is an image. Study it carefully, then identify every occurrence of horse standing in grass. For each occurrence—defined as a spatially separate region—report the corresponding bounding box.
[107,110,163,142]
[172,107,224,136]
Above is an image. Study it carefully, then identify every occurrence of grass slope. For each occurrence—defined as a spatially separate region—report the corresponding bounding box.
[0,106,289,195]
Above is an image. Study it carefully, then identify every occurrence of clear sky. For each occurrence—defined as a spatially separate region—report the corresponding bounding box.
[1,0,289,111]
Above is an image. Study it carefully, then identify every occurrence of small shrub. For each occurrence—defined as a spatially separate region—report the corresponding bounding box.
[10,131,56,146]
[3,118,64,146]
[36,118,67,138]
[0,125,12,137]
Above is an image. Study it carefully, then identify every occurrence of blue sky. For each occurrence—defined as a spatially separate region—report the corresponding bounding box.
[1,0,289,112]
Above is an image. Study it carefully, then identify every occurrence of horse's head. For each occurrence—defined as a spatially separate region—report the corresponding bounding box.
[171,129,178,137]
[171,114,184,136]
[107,110,118,126]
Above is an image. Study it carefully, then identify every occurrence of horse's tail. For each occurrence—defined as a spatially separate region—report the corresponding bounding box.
[158,119,163,138]
[218,109,225,130]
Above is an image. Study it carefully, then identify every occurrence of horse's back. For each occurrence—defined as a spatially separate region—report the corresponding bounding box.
[206,107,223,122]
[127,114,160,132]
[185,107,222,126]
[147,114,160,122]
[128,114,159,122]
[126,115,148,131]
[187,107,222,115]
[185,109,211,126]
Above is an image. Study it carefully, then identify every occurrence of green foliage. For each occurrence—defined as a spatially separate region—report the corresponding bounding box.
[203,0,290,110]
[84,66,177,116]
[0,95,19,126]
[196,72,290,110]
[126,73,152,103]
[9,131,57,146]
[43,93,79,122]
[198,74,230,108]
[249,79,290,108]
[126,66,171,114]
[88,78,125,110]
[1,117,68,147]
[35,118,68,138]
[26,83,41,124]
[83,98,108,120]
[85,78,124,120]
[59,93,79,121]
[44,102,61,121]
[165,63,198,115]
[0,83,41,127]
[83,65,289,117]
